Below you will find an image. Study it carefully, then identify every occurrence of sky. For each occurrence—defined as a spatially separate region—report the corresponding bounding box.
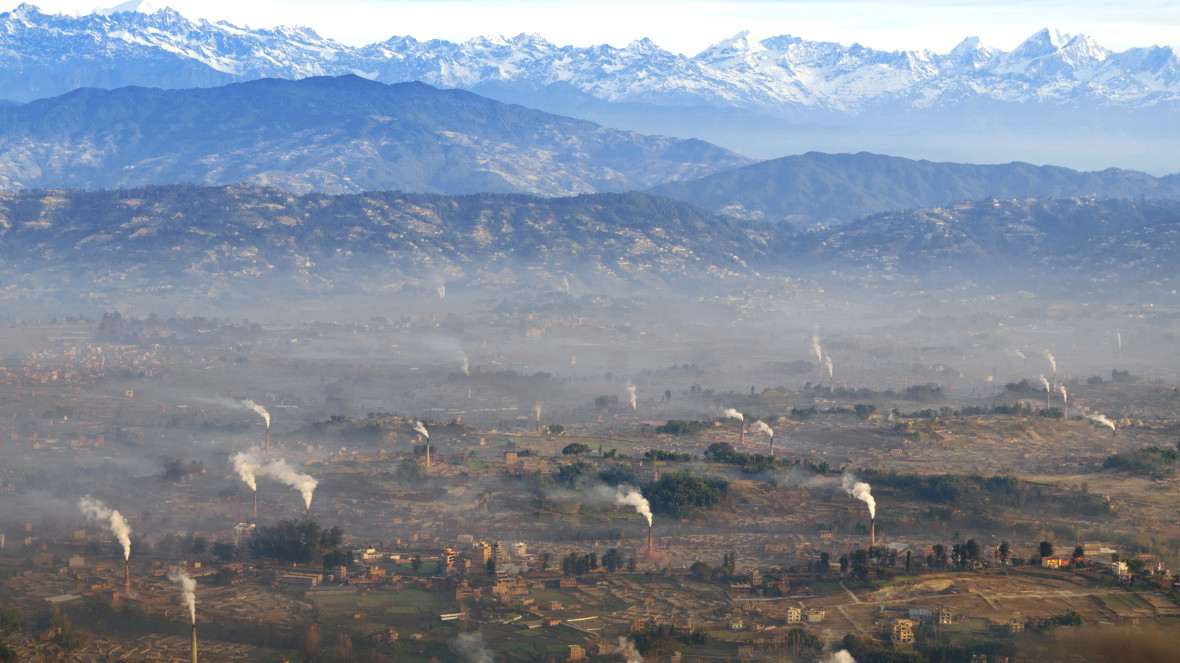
[14,0,1180,55]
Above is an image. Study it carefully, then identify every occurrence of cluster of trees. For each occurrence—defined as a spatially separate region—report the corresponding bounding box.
[642,471,728,517]
[655,420,710,436]
[251,519,347,566]
[630,625,710,655]
[1104,444,1180,478]
[689,551,738,580]
[803,382,943,402]
[644,449,693,462]
[703,442,776,472]
[560,548,635,576]
[861,469,1028,508]
[0,606,18,662]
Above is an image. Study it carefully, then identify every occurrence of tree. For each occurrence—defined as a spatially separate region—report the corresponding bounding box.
[603,548,623,572]
[1039,541,1055,558]
[965,539,981,564]
[411,555,422,572]
[539,552,551,571]
[486,558,497,578]
[998,541,1011,566]
[627,555,638,572]
[562,442,592,456]
[548,424,564,435]
[1072,546,1086,563]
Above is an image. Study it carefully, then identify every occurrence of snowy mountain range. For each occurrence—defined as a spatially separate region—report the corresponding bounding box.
[0,3,1178,170]
[3,3,1177,111]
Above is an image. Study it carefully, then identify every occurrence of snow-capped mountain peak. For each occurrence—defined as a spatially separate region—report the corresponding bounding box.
[97,0,161,15]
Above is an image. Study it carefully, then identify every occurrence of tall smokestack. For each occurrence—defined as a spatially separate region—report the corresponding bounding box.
[647,525,653,558]
[739,422,744,447]
[192,624,198,663]
[124,559,130,594]
[253,491,257,520]
[870,519,875,549]
[426,442,431,468]
[769,436,774,457]
[265,428,270,453]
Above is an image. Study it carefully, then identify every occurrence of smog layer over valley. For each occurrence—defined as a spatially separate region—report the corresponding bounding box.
[0,3,1179,663]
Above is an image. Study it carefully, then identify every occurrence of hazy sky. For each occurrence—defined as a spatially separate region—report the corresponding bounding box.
[15,0,1180,54]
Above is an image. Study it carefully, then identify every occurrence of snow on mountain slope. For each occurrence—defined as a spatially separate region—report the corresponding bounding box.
[1,3,1179,116]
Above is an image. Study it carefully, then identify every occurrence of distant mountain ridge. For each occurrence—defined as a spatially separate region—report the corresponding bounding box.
[0,75,749,195]
[0,186,1176,308]
[1,4,1178,170]
[1,5,1176,112]
[649,152,1180,225]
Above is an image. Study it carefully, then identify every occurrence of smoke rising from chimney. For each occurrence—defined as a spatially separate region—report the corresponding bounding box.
[1058,385,1067,405]
[259,460,317,510]
[810,335,823,364]
[79,496,131,560]
[413,420,429,439]
[1039,374,1051,394]
[1086,413,1117,432]
[1116,331,1122,350]
[594,485,653,526]
[828,651,858,663]
[562,276,570,293]
[841,473,876,519]
[749,420,773,438]
[232,448,262,492]
[437,283,446,299]
[534,402,542,422]
[449,632,493,663]
[460,355,469,377]
[167,568,197,624]
[824,355,834,379]
[722,408,743,422]
[1012,348,1026,360]
[616,637,643,663]
[242,399,270,429]
[626,382,637,411]
[1043,349,1056,375]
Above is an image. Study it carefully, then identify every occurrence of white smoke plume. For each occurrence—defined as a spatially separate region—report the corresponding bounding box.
[1012,348,1026,360]
[413,420,429,439]
[437,283,446,299]
[242,399,270,429]
[1039,374,1051,394]
[460,355,469,377]
[827,651,857,663]
[167,568,197,624]
[592,485,653,526]
[809,335,823,363]
[749,420,773,438]
[616,637,642,663]
[1116,331,1122,350]
[450,632,493,663]
[1043,349,1056,375]
[79,496,132,560]
[534,402,542,422]
[626,382,637,411]
[824,355,834,378]
[1058,385,1067,405]
[722,408,744,422]
[1086,413,1117,432]
[231,448,262,492]
[260,460,317,510]
[841,473,876,519]
[562,276,570,293]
